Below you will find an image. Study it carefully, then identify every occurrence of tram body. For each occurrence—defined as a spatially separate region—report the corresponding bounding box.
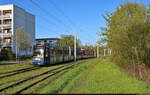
[32,42,96,65]
[32,43,74,65]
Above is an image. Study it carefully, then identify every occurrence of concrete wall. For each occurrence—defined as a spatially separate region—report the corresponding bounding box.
[13,5,26,54]
[25,12,35,48]
[7,5,35,55]
[13,5,35,55]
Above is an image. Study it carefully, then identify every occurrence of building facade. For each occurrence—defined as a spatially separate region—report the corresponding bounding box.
[0,4,35,54]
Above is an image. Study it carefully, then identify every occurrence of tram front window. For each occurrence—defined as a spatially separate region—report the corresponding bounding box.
[33,48,44,60]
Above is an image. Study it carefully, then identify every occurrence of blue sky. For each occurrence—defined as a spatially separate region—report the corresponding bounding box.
[0,0,150,46]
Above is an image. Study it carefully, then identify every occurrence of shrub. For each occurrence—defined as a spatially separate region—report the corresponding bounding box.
[19,55,32,60]
[0,49,15,61]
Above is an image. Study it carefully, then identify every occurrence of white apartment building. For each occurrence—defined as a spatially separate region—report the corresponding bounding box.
[0,4,35,55]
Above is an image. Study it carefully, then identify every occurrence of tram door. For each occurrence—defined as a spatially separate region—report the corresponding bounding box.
[44,44,50,65]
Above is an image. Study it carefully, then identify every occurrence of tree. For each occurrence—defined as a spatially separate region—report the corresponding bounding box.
[0,48,15,61]
[58,34,81,48]
[0,49,8,60]
[100,1,150,70]
[22,34,32,55]
[14,26,31,60]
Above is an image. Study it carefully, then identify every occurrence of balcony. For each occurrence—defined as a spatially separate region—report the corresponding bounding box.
[1,42,12,47]
[0,23,11,27]
[0,33,12,37]
[3,42,12,47]
[0,14,12,18]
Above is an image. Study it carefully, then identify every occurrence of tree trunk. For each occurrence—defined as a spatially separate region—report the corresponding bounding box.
[134,47,142,79]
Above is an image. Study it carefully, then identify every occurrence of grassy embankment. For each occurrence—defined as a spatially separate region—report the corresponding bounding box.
[0,62,33,73]
[76,58,150,93]
[0,60,14,63]
[0,60,87,94]
[1,66,67,94]
[40,58,98,93]
[41,58,150,94]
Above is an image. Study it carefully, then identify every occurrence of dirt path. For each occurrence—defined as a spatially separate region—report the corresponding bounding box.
[71,59,100,93]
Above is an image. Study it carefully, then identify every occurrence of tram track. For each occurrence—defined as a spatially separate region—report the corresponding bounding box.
[15,66,72,94]
[0,60,87,94]
[0,66,40,79]
[0,66,37,75]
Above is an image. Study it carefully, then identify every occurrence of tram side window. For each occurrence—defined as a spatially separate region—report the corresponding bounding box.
[64,49,69,55]
[53,48,57,56]
[71,50,74,56]
[56,49,59,55]
[63,49,66,55]
[57,49,63,55]
[50,48,54,57]
[45,48,49,57]
[51,48,56,57]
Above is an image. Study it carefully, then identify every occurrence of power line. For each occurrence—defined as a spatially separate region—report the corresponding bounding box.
[29,0,73,31]
[12,0,95,45]
[46,0,95,45]
[13,0,58,27]
[47,0,96,42]
[12,0,67,36]
[47,0,76,28]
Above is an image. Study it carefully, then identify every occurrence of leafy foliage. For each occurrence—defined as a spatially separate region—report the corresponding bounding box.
[14,26,32,56]
[100,2,150,67]
[58,34,81,47]
[0,48,15,61]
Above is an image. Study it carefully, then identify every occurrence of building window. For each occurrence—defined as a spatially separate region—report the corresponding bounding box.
[3,28,11,33]
[3,19,11,24]
[4,38,11,43]
[3,10,11,15]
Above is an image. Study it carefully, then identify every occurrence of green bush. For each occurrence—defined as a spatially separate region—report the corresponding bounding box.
[0,49,15,61]
[19,55,32,60]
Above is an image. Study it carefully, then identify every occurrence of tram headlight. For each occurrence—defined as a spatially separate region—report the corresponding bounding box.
[37,57,42,61]
[36,58,41,61]
[33,57,43,61]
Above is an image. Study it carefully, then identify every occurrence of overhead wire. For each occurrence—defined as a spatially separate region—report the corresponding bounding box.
[47,0,76,28]
[12,0,64,36]
[47,0,95,45]
[2,0,96,45]
[29,0,73,33]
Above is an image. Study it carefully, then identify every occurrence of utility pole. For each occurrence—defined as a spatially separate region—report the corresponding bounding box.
[15,30,18,62]
[74,30,76,61]
[97,43,99,58]
[69,46,71,56]
[109,48,111,56]
[104,49,106,56]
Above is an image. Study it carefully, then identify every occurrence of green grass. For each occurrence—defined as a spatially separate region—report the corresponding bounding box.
[0,60,88,94]
[40,58,150,94]
[0,64,71,94]
[40,59,97,94]
[76,58,150,93]
[60,62,95,93]
[2,58,149,94]
[22,70,68,94]
[0,62,33,73]
[0,60,15,63]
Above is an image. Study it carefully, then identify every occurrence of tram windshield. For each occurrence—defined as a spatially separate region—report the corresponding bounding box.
[33,47,44,60]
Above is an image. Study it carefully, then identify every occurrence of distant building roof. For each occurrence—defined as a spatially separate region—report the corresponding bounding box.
[36,38,60,41]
